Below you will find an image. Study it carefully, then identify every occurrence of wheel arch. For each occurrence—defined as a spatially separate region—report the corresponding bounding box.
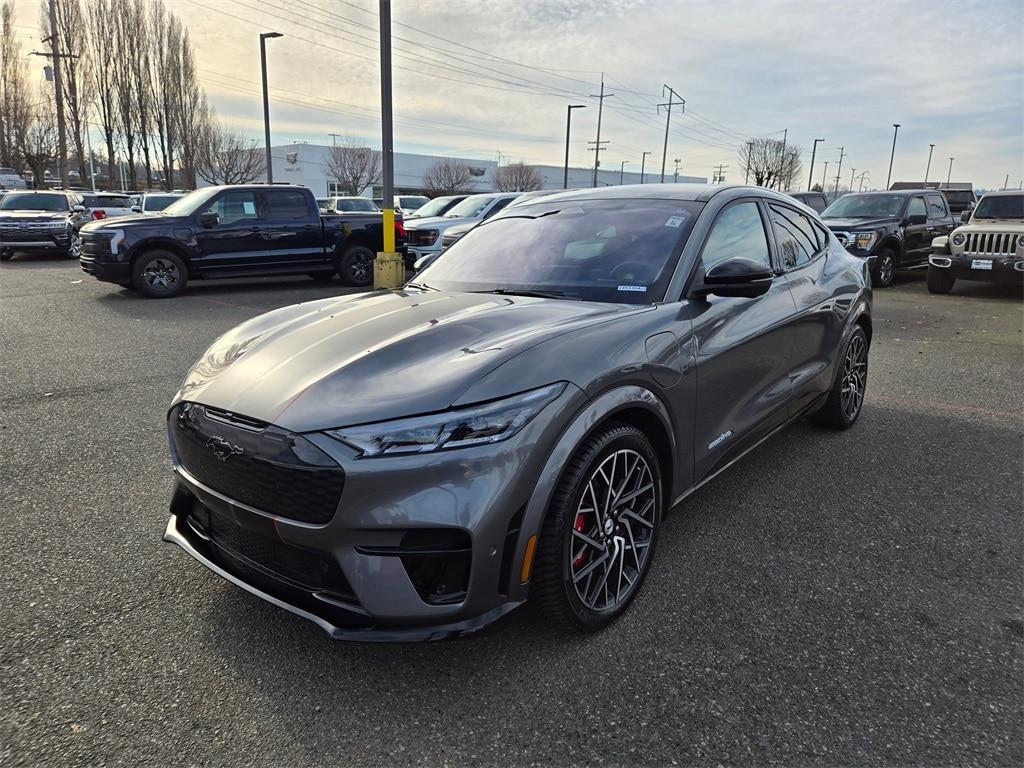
[509,384,677,602]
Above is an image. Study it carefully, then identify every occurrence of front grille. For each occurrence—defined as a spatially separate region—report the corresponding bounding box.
[0,222,66,242]
[170,402,344,524]
[964,232,1017,256]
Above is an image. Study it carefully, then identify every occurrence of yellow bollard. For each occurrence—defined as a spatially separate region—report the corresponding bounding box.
[374,207,404,289]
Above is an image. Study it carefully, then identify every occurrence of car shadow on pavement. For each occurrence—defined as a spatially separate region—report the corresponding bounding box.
[187,399,1023,766]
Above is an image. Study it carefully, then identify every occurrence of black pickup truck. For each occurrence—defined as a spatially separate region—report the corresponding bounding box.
[820,189,955,287]
[79,184,405,298]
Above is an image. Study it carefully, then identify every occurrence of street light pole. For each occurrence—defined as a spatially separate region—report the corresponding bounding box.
[619,160,629,185]
[259,31,283,183]
[673,158,681,183]
[924,143,935,186]
[563,104,585,189]
[821,161,829,193]
[886,123,900,189]
[946,157,955,186]
[374,0,402,288]
[640,151,651,184]
[808,137,824,191]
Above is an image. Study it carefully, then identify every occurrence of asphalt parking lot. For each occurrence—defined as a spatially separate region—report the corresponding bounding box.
[2,256,1022,767]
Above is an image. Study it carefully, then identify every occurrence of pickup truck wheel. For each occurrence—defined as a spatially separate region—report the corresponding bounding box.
[67,232,82,260]
[926,265,955,294]
[0,249,12,262]
[871,248,896,288]
[132,250,187,298]
[339,245,374,287]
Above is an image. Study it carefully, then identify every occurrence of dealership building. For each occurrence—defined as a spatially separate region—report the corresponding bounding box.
[261,142,706,197]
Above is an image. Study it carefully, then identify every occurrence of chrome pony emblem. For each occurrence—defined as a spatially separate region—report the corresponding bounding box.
[207,435,244,462]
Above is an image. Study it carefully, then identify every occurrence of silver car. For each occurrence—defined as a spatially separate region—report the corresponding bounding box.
[164,184,872,641]
[405,192,519,266]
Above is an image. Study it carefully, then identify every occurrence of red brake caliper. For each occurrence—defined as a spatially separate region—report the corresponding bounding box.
[573,513,589,568]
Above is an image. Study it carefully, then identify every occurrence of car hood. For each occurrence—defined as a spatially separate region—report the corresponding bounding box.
[957,220,1024,232]
[0,211,70,221]
[174,289,649,432]
[81,213,190,232]
[821,216,899,230]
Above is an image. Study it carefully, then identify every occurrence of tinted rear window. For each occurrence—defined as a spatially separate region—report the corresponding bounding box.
[263,189,312,219]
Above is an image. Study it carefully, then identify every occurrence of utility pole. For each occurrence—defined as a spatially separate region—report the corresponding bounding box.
[619,160,629,185]
[924,143,935,186]
[640,150,651,184]
[713,164,729,184]
[778,128,788,190]
[808,138,824,191]
[833,147,845,196]
[946,157,954,186]
[374,0,402,289]
[328,133,340,148]
[886,123,900,189]
[849,167,856,193]
[35,0,69,188]
[745,141,753,184]
[857,171,870,192]
[1002,173,1009,190]
[658,85,683,182]
[563,104,586,189]
[589,74,613,188]
[259,31,283,183]
[821,161,829,193]
[673,158,681,183]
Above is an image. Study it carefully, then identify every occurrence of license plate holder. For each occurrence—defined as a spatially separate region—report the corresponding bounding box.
[971,259,993,270]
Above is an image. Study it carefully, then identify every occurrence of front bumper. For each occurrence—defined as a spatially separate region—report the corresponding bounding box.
[80,254,131,283]
[928,252,1023,283]
[162,387,584,640]
[0,234,72,252]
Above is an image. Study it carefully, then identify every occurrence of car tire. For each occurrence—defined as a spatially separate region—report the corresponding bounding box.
[338,245,375,287]
[532,422,662,632]
[810,325,869,430]
[66,231,82,260]
[871,248,897,288]
[0,250,12,262]
[926,265,955,294]
[307,271,335,283]
[132,249,187,298]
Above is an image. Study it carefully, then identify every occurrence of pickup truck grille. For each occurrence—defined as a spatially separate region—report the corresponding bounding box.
[963,232,1018,256]
[0,221,68,241]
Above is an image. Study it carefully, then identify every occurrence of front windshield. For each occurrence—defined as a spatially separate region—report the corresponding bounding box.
[822,194,904,219]
[144,195,180,211]
[335,198,378,212]
[161,188,219,216]
[418,198,702,304]
[399,196,429,210]
[409,196,457,218]
[444,194,496,218]
[0,192,69,212]
[973,194,1024,220]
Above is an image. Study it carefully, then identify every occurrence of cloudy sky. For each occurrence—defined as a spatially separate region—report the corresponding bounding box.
[15,0,1024,189]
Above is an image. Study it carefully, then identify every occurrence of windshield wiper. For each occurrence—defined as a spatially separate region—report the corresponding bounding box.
[405,281,438,291]
[473,287,566,299]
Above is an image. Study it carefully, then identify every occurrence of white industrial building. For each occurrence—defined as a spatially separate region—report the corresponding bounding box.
[258,142,706,196]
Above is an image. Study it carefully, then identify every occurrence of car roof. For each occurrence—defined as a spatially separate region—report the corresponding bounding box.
[510,183,809,207]
[978,189,1023,198]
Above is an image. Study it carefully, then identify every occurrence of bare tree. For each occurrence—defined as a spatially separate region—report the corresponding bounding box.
[83,0,118,187]
[196,118,266,185]
[325,135,381,196]
[422,158,473,195]
[48,0,91,184]
[0,1,32,173]
[171,27,205,188]
[493,162,541,192]
[18,87,58,186]
[737,138,802,190]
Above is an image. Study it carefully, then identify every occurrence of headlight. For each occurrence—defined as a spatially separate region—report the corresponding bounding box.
[852,232,878,250]
[952,233,966,247]
[327,382,567,457]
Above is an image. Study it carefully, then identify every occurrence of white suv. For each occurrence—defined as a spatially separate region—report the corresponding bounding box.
[405,192,519,267]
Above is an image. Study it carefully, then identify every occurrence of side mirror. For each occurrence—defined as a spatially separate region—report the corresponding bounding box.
[198,211,219,227]
[131,205,141,213]
[906,213,927,225]
[72,204,85,213]
[960,210,971,223]
[696,257,774,299]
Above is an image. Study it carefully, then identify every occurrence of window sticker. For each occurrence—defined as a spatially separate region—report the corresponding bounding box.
[617,284,648,293]
[665,214,687,228]
[243,201,256,215]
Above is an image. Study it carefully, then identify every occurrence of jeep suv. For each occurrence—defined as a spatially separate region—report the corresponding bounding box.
[927,191,1023,293]
[821,189,955,287]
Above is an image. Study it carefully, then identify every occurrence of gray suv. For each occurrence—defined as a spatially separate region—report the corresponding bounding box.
[164,184,872,641]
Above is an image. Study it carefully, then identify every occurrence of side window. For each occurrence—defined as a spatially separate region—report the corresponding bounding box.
[483,197,514,220]
[700,201,771,272]
[206,190,259,225]
[768,203,819,269]
[810,195,827,212]
[926,194,948,220]
[908,197,926,219]
[263,189,312,219]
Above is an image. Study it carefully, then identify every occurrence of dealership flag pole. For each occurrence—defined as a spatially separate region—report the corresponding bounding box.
[374,0,403,289]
